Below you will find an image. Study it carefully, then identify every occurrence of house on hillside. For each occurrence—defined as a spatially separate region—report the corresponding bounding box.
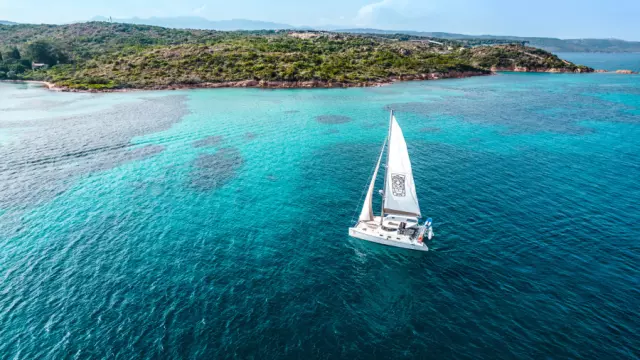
[32,62,47,70]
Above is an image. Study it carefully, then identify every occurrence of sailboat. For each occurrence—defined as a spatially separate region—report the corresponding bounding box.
[349,110,434,251]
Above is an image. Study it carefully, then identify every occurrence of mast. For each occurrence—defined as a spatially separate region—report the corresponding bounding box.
[380,109,393,225]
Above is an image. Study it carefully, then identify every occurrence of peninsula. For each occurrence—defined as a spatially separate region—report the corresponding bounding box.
[0,22,593,91]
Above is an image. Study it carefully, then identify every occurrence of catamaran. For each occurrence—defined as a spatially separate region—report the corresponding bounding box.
[349,110,434,251]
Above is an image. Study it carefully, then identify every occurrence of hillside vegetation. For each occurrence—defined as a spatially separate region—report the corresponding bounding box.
[0,22,593,90]
[464,45,584,70]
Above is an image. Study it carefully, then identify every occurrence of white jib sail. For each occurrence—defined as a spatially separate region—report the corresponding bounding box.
[358,137,387,222]
[383,116,421,217]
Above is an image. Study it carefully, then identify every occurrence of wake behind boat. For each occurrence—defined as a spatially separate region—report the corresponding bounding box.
[349,110,434,251]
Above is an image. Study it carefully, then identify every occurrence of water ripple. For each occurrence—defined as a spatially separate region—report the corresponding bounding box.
[1,74,639,359]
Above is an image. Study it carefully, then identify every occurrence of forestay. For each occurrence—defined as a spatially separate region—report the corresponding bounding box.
[383,116,421,217]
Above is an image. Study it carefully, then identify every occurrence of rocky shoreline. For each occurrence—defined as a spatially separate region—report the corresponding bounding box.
[490,66,594,73]
[492,67,640,75]
[4,68,637,93]
[2,71,490,93]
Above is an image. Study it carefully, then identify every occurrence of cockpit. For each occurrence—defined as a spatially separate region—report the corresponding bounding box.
[381,215,419,235]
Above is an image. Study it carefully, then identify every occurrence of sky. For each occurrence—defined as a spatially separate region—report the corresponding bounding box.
[1,0,639,40]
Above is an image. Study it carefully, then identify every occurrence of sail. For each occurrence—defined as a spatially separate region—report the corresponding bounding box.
[383,116,421,217]
[358,137,387,222]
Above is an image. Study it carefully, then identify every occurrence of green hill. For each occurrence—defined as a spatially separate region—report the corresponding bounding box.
[0,22,593,91]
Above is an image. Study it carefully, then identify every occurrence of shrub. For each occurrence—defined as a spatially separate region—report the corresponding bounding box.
[0,23,589,88]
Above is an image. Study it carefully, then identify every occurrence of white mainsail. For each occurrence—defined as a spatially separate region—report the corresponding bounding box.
[383,116,421,217]
[350,111,431,251]
[358,137,387,222]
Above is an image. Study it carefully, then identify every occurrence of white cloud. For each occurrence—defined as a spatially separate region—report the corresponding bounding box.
[355,0,408,26]
[193,4,207,14]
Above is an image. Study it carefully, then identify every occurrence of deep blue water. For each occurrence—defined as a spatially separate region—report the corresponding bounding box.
[557,52,640,72]
[1,67,639,358]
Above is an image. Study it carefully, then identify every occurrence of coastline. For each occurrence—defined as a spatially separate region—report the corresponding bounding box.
[4,68,631,93]
[1,80,58,89]
[1,70,490,93]
[490,66,594,73]
[0,71,503,93]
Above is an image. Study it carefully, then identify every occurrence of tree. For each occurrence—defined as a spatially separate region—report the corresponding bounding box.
[13,63,27,73]
[7,47,21,60]
[25,40,69,66]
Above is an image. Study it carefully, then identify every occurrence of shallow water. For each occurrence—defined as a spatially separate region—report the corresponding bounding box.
[1,71,639,358]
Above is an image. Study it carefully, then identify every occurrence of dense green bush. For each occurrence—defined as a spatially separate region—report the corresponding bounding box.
[6,47,20,59]
[25,40,68,65]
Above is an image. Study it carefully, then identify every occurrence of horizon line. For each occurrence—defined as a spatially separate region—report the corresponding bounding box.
[1,17,639,42]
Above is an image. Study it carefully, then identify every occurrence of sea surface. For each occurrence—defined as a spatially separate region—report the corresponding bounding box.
[1,66,639,358]
[557,52,640,72]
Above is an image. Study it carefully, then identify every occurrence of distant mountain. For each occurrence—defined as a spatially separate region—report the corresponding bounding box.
[335,28,640,53]
[0,20,19,25]
[90,16,294,31]
[79,18,640,52]
[332,28,464,38]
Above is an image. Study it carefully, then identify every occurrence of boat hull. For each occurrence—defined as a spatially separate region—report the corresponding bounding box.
[349,226,429,252]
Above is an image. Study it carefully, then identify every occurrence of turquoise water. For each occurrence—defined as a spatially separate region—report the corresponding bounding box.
[1,71,639,358]
[557,52,640,72]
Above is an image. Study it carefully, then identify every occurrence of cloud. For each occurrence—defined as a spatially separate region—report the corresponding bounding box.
[355,0,408,26]
[193,4,207,14]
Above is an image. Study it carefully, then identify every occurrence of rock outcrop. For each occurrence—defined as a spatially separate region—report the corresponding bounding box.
[490,66,593,73]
